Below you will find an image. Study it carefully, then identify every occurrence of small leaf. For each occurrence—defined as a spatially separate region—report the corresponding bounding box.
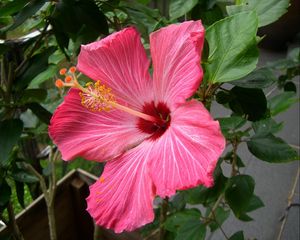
[175,220,206,240]
[252,118,283,137]
[0,119,23,166]
[0,0,30,17]
[170,193,186,211]
[205,11,259,83]
[247,134,299,163]
[169,0,198,20]
[15,47,56,90]
[229,87,267,121]
[225,175,255,217]
[218,116,247,132]
[209,207,230,232]
[19,89,47,104]
[229,231,245,240]
[2,0,47,32]
[226,0,289,27]
[12,171,39,183]
[246,195,264,212]
[165,208,201,233]
[0,180,11,206]
[15,181,25,208]
[230,68,276,89]
[26,103,52,125]
[268,92,299,116]
[28,65,58,88]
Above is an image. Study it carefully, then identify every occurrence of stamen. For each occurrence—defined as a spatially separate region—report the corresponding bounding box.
[54,68,157,123]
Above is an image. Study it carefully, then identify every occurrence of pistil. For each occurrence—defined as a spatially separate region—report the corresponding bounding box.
[55,67,157,123]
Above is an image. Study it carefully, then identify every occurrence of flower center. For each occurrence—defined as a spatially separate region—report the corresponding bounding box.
[137,101,171,140]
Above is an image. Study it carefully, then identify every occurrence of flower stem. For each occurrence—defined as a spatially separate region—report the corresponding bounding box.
[7,201,24,240]
[159,197,169,240]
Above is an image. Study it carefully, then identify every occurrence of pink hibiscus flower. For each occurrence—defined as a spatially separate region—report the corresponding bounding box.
[49,21,225,233]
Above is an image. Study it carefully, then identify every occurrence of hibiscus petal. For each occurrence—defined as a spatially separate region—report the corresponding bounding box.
[49,89,149,161]
[150,21,205,110]
[77,27,152,110]
[86,143,155,233]
[149,100,225,198]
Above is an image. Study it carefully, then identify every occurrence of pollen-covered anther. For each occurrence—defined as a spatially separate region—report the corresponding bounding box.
[79,81,116,112]
[65,75,73,83]
[59,68,67,75]
[55,79,64,88]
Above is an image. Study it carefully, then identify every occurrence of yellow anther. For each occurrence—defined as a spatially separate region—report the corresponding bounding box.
[99,176,105,183]
[59,68,67,75]
[79,81,116,112]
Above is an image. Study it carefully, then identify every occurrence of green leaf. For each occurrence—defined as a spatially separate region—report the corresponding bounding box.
[0,180,11,206]
[246,194,264,212]
[28,65,58,88]
[230,67,276,88]
[191,3,224,27]
[268,92,299,116]
[120,1,161,37]
[19,89,47,104]
[15,47,56,90]
[284,82,297,92]
[226,0,289,27]
[15,181,25,208]
[165,208,201,233]
[0,0,30,16]
[225,175,255,217]
[170,193,186,212]
[229,231,245,240]
[218,116,247,132]
[252,118,283,137]
[205,11,258,83]
[209,207,230,232]
[229,87,267,121]
[1,0,47,32]
[26,103,52,125]
[175,220,206,240]
[12,171,39,183]
[247,134,299,163]
[0,119,23,166]
[169,0,198,20]
[216,90,232,104]
[224,151,245,168]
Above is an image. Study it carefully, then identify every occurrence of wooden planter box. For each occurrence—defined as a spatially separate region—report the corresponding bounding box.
[0,169,141,240]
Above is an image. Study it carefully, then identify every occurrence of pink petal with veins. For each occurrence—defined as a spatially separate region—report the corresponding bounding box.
[77,27,153,111]
[149,100,225,198]
[49,89,149,161]
[86,143,155,233]
[150,21,205,110]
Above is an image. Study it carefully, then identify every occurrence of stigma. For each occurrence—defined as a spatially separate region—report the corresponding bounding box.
[55,67,157,123]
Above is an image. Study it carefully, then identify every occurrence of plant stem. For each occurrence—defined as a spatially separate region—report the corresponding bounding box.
[159,197,169,240]
[7,201,24,240]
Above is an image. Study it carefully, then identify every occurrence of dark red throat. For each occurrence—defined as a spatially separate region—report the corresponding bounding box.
[137,101,171,140]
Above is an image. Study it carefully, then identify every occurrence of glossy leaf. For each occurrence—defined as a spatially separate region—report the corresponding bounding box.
[0,0,30,16]
[230,68,276,89]
[0,119,23,166]
[12,171,39,183]
[229,87,267,121]
[246,194,264,212]
[169,0,198,20]
[165,208,201,233]
[268,92,299,116]
[247,134,299,163]
[218,116,247,132]
[225,175,255,218]
[28,65,58,88]
[19,89,47,104]
[15,181,25,208]
[209,207,230,232]
[252,118,283,137]
[0,180,11,207]
[229,231,245,240]
[175,220,206,240]
[205,11,258,83]
[2,0,47,32]
[226,0,289,27]
[15,47,56,90]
